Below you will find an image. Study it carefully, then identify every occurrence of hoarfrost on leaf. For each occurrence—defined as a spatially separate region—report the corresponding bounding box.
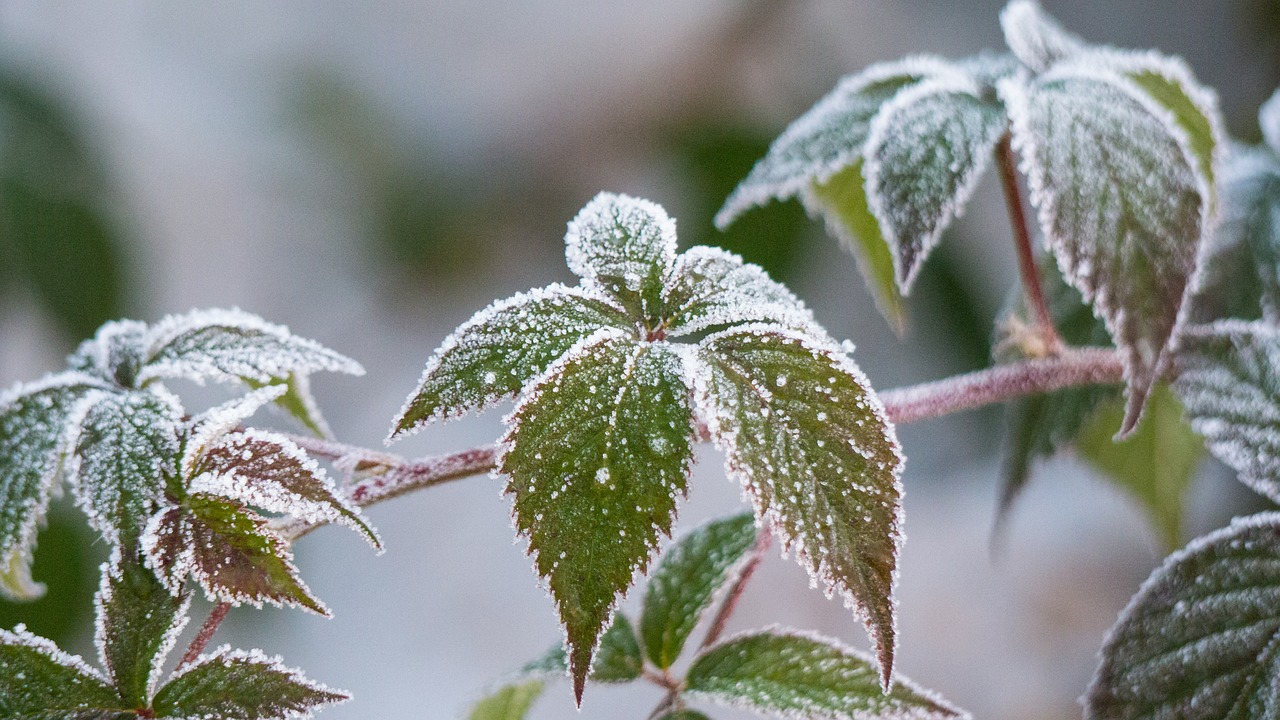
[565,192,676,326]
[999,0,1084,73]
[1086,512,1280,719]
[500,329,694,703]
[690,323,903,687]
[181,384,289,478]
[661,246,815,337]
[95,554,190,706]
[66,319,150,387]
[151,645,348,720]
[0,625,123,718]
[685,628,968,720]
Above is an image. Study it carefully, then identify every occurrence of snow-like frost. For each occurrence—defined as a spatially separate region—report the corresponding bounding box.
[138,307,364,386]
[92,555,192,702]
[565,192,676,321]
[164,644,349,719]
[0,623,111,685]
[181,384,288,478]
[999,0,1084,73]
[66,319,149,386]
[1261,87,1280,155]
[862,73,1007,291]
[662,246,817,336]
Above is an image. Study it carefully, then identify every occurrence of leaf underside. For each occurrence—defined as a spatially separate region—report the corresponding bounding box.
[501,332,694,701]
[694,325,903,685]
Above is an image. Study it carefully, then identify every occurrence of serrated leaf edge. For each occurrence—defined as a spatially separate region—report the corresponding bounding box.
[0,623,111,686]
[181,385,290,479]
[660,245,819,337]
[564,191,678,291]
[164,644,350,719]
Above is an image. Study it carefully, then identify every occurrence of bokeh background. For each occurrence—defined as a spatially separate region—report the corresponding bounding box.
[0,1,1277,718]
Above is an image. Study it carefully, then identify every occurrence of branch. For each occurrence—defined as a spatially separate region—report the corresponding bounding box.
[178,602,231,671]
[997,132,1063,353]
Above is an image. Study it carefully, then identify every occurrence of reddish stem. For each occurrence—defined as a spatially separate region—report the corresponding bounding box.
[997,132,1063,354]
[178,602,231,670]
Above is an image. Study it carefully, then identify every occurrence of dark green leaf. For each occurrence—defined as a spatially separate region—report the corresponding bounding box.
[694,325,903,685]
[1005,59,1215,433]
[686,630,966,720]
[1175,321,1280,504]
[1076,384,1204,551]
[152,647,347,719]
[0,626,127,718]
[96,555,188,707]
[501,331,694,702]
[862,83,1007,291]
[806,162,907,333]
[661,246,814,338]
[1086,513,1280,719]
[640,513,758,669]
[72,390,179,548]
[468,680,544,720]
[0,373,106,600]
[142,495,327,615]
[390,283,629,438]
[564,192,675,326]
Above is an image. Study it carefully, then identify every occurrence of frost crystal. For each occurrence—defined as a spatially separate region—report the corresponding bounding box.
[662,246,816,336]
[565,192,676,324]
[181,384,289,478]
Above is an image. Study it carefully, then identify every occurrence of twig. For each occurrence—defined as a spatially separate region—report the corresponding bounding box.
[997,132,1063,354]
[178,602,231,670]
[700,526,772,649]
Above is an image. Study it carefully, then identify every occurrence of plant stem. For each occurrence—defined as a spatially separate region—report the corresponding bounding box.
[997,132,1063,354]
[880,346,1122,424]
[178,602,231,670]
[700,526,771,649]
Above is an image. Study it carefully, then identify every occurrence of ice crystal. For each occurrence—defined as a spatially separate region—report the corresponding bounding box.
[182,384,289,478]
[94,554,190,706]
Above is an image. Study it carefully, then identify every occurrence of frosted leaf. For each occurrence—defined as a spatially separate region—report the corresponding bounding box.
[95,554,190,706]
[0,372,108,600]
[662,246,816,337]
[1262,88,1280,155]
[68,389,181,548]
[390,283,629,439]
[1174,321,1280,503]
[152,645,348,720]
[181,384,288,478]
[191,429,380,549]
[951,50,1021,89]
[138,307,364,386]
[500,330,695,702]
[999,0,1084,73]
[0,625,120,717]
[715,57,944,228]
[804,161,908,332]
[640,512,758,669]
[692,324,904,687]
[1085,512,1280,719]
[565,193,676,326]
[863,76,1007,291]
[1004,59,1214,434]
[468,680,545,720]
[142,494,328,615]
[66,319,150,387]
[685,628,967,720]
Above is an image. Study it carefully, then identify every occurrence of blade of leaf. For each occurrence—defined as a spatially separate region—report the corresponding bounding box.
[0,626,126,718]
[389,283,629,439]
[639,512,758,669]
[692,324,904,687]
[805,161,908,333]
[1004,64,1211,434]
[685,629,967,720]
[661,246,815,338]
[500,330,694,703]
[862,79,1008,292]
[0,373,109,600]
[999,0,1085,73]
[564,192,676,326]
[152,646,347,719]
[1174,320,1280,504]
[1075,383,1205,551]
[69,389,180,549]
[468,680,545,720]
[1085,512,1280,719]
[95,555,190,707]
[138,308,364,386]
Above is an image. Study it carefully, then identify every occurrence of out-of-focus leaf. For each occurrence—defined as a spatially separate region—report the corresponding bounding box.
[999,0,1084,73]
[0,504,98,648]
[468,680,545,720]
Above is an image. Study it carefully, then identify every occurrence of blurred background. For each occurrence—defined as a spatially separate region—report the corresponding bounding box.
[0,1,1276,718]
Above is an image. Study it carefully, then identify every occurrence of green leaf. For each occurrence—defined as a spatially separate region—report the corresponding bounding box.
[501,330,694,702]
[564,192,676,326]
[244,373,333,438]
[0,626,127,719]
[142,495,327,616]
[1085,512,1280,719]
[640,512,758,669]
[0,373,107,601]
[806,162,907,333]
[862,80,1007,291]
[95,555,189,707]
[661,246,814,337]
[693,325,903,686]
[1004,60,1214,434]
[1125,63,1220,197]
[999,0,1084,73]
[1174,320,1280,504]
[390,283,629,439]
[1076,384,1205,551]
[71,390,180,548]
[137,308,364,387]
[686,630,967,720]
[152,647,347,719]
[517,613,644,684]
[468,680,545,720]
